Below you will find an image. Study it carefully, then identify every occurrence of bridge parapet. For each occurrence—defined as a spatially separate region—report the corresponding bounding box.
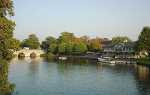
[14,49,45,57]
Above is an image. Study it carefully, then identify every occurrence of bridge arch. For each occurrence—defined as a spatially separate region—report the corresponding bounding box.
[14,49,44,58]
[18,52,25,58]
[30,52,36,58]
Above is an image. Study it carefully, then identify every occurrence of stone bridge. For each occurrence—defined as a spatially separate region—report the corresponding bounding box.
[14,49,45,57]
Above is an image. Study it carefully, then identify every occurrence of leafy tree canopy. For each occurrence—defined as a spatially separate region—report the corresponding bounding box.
[88,37,102,52]
[112,36,132,44]
[136,26,150,57]
[21,34,40,49]
[0,0,14,16]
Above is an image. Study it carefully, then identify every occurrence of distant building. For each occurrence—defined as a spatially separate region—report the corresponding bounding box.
[102,42,136,59]
[101,38,112,49]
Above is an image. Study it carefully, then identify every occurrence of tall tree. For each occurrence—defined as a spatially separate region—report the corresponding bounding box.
[0,0,15,60]
[88,37,102,52]
[7,38,20,51]
[21,34,40,49]
[137,27,150,57]
[41,36,57,52]
[58,32,75,54]
[80,36,90,45]
[0,0,15,94]
[0,0,14,17]
[58,42,67,54]
[58,32,74,43]
[73,40,87,54]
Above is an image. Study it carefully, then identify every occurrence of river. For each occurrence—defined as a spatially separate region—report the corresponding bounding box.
[8,57,150,95]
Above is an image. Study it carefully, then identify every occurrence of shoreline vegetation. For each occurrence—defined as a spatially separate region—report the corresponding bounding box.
[14,26,150,67]
[137,58,150,66]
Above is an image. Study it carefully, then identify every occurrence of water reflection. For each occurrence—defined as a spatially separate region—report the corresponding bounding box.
[8,57,150,95]
[134,65,150,95]
[135,65,150,81]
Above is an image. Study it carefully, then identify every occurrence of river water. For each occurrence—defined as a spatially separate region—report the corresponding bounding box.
[9,57,150,95]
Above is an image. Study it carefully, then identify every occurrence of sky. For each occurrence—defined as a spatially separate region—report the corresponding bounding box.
[13,0,150,41]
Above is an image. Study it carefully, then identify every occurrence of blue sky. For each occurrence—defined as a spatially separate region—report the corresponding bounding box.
[14,0,150,41]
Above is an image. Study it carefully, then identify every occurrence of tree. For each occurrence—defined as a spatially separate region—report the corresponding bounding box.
[58,32,74,43]
[73,42,87,54]
[21,34,40,49]
[7,38,20,51]
[57,32,75,54]
[0,18,15,60]
[137,27,150,58]
[112,36,131,44]
[88,37,102,52]
[0,0,15,60]
[0,0,14,17]
[41,36,57,52]
[48,43,58,54]
[0,1,15,94]
[80,36,89,45]
[58,43,67,54]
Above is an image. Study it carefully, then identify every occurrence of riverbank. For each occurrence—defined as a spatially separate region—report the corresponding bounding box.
[44,53,99,60]
[137,58,150,67]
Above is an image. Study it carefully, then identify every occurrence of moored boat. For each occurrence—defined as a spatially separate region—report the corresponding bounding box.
[58,56,67,60]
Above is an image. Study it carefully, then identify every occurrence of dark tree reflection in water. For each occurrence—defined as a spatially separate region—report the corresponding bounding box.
[135,65,150,95]
[0,60,15,95]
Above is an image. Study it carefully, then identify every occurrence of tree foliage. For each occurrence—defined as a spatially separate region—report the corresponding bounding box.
[41,36,58,53]
[73,41,87,54]
[112,36,131,44]
[0,0,15,60]
[7,38,20,50]
[0,0,15,94]
[136,27,150,57]
[0,0,14,17]
[48,43,58,54]
[88,37,102,52]
[58,42,67,54]
[42,32,102,55]
[21,34,40,49]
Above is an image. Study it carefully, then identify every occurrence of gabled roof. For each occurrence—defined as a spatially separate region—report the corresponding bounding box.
[103,42,136,49]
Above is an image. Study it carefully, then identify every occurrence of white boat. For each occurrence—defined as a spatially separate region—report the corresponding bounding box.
[58,57,67,60]
[98,57,116,65]
[110,60,116,64]
[97,58,106,62]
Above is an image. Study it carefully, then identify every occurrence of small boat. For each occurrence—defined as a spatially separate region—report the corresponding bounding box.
[98,57,116,65]
[97,58,106,62]
[110,60,116,64]
[58,56,67,60]
[109,60,116,66]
